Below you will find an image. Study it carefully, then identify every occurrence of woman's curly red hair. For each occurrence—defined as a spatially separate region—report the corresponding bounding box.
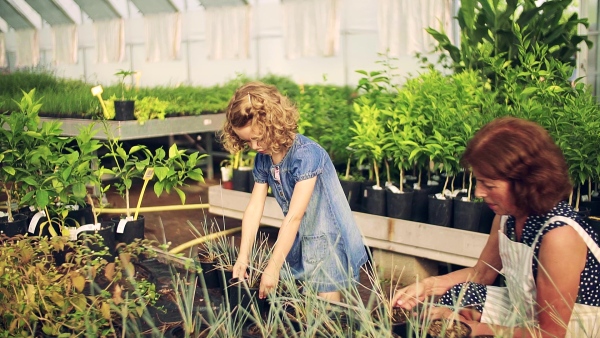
[461,116,572,215]
[219,81,298,154]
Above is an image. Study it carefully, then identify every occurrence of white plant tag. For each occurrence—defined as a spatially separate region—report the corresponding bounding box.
[29,210,47,233]
[413,183,421,190]
[65,204,80,211]
[593,191,599,198]
[461,196,469,201]
[427,180,439,186]
[386,182,401,194]
[70,223,102,240]
[432,175,440,181]
[372,185,383,190]
[117,216,134,234]
[0,211,7,218]
[582,195,590,202]
[435,193,446,200]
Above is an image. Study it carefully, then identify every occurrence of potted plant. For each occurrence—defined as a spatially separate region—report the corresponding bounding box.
[113,69,137,121]
[231,150,256,193]
[226,233,273,325]
[101,120,206,244]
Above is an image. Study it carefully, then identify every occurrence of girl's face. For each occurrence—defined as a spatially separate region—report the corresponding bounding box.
[473,170,519,217]
[233,124,267,154]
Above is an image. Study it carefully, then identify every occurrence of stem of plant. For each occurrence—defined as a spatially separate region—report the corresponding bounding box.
[345,157,351,180]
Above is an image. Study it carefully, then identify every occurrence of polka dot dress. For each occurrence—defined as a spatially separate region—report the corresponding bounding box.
[438,201,600,312]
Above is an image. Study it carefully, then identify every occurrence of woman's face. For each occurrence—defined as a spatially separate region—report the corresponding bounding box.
[473,170,519,216]
[233,124,267,154]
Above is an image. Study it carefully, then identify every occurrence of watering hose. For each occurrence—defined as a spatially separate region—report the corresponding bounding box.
[98,204,209,214]
[168,227,242,254]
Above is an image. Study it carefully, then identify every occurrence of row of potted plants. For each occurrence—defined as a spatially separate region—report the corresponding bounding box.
[0,89,206,247]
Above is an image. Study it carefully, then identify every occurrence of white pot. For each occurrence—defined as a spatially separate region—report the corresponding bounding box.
[221,166,232,182]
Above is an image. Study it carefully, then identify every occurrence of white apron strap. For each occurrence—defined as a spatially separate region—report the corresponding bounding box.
[547,216,600,262]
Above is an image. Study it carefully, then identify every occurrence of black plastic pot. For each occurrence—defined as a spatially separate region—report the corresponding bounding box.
[428,195,453,227]
[411,188,430,223]
[0,213,28,237]
[227,278,268,324]
[339,179,362,212]
[363,186,386,216]
[114,100,135,121]
[386,190,413,220]
[453,199,495,233]
[111,216,145,244]
[78,221,117,262]
[580,200,600,218]
[28,214,61,237]
[232,168,253,193]
[198,260,220,289]
[64,205,95,228]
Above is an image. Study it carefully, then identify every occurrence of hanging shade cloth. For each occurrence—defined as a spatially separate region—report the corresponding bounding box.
[378,0,453,57]
[15,28,39,67]
[282,0,340,59]
[95,18,124,63]
[0,32,5,67]
[52,24,77,64]
[205,5,251,60]
[144,12,181,62]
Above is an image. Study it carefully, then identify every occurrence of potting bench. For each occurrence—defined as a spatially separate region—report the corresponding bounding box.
[41,114,228,180]
[208,186,490,284]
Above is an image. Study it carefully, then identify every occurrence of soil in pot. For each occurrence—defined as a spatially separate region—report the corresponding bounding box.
[427,319,471,338]
[0,213,28,237]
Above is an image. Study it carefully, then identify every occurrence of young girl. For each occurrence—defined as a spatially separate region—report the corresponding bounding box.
[220,81,368,301]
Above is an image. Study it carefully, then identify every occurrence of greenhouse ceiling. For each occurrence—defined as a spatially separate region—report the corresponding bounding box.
[0,0,248,31]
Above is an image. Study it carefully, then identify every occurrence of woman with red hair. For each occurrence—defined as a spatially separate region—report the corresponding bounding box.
[393,117,600,337]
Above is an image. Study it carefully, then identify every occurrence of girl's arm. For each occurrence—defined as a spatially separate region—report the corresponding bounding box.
[394,214,503,309]
[233,182,268,279]
[259,176,317,298]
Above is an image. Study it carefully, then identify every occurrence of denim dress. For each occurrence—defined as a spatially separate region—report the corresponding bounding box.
[253,134,368,292]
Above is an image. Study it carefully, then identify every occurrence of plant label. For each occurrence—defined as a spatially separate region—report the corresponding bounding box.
[28,210,46,233]
[117,216,134,234]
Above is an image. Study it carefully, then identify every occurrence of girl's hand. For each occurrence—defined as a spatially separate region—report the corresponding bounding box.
[259,265,280,299]
[232,258,249,280]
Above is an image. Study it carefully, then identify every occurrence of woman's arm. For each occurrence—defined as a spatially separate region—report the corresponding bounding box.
[259,176,317,298]
[233,182,268,279]
[394,214,504,309]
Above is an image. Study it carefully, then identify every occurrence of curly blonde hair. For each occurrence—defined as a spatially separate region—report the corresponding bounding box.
[220,81,299,154]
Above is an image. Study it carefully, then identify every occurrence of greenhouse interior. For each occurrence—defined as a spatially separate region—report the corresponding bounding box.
[1,0,600,337]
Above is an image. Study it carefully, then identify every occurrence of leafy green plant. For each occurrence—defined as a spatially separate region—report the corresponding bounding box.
[427,0,591,81]
[114,69,137,101]
[101,121,206,218]
[134,96,169,125]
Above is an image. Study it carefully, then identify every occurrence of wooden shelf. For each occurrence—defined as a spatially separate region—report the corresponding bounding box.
[208,186,489,267]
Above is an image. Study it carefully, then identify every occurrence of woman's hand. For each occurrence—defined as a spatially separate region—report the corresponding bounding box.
[259,264,280,299]
[392,278,434,310]
[232,257,249,280]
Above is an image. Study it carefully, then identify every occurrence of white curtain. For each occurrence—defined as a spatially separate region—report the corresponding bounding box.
[282,0,340,59]
[205,5,251,60]
[144,13,181,62]
[0,32,6,68]
[378,0,453,57]
[95,19,124,63]
[52,24,78,65]
[15,29,39,68]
